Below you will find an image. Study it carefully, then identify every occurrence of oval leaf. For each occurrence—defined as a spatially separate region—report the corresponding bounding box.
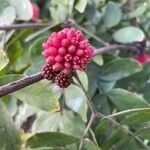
[64,85,88,122]
[107,88,149,110]
[26,132,79,148]
[113,26,145,43]
[12,81,59,112]
[100,58,142,81]
[103,2,121,28]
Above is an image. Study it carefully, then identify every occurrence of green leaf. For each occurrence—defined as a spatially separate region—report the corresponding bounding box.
[103,2,121,28]
[92,55,103,66]
[0,74,23,85]
[100,58,142,81]
[64,85,88,122]
[75,0,87,13]
[73,70,88,91]
[127,3,147,19]
[9,0,32,20]
[121,109,150,125]
[32,110,85,137]
[135,127,150,140]
[113,26,145,43]
[26,132,79,148]
[0,101,21,150]
[107,88,149,110]
[83,139,101,150]
[29,36,47,62]
[12,81,59,112]
[0,49,9,71]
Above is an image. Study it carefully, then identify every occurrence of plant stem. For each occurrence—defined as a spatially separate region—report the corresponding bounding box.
[0,22,52,31]
[0,73,43,97]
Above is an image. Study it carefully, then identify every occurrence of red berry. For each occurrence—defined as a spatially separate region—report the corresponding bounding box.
[58,31,66,39]
[58,47,67,55]
[68,45,76,53]
[76,49,84,56]
[52,63,63,71]
[62,68,72,75]
[64,62,71,68]
[64,54,72,62]
[52,37,61,48]
[73,65,80,70]
[55,55,64,62]
[61,39,70,48]
[46,56,55,65]
[48,47,58,56]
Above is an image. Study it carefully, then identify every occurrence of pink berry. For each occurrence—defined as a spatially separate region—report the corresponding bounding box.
[42,42,49,49]
[52,37,61,48]
[58,47,67,55]
[76,49,84,56]
[52,63,63,71]
[73,65,80,70]
[55,55,64,62]
[58,31,66,39]
[68,45,76,53]
[64,54,72,62]
[46,56,55,65]
[134,53,150,64]
[61,39,70,48]
[62,68,72,75]
[48,47,58,56]
[64,62,71,68]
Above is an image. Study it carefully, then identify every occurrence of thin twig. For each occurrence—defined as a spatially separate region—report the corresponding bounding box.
[0,23,51,31]
[74,72,97,114]
[75,23,109,46]
[79,113,96,150]
[0,72,43,97]
[93,44,139,56]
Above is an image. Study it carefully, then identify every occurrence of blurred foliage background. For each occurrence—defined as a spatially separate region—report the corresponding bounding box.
[0,0,150,149]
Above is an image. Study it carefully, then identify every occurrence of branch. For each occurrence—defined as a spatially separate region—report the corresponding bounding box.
[93,44,139,56]
[0,73,43,97]
[0,23,51,31]
[0,43,140,98]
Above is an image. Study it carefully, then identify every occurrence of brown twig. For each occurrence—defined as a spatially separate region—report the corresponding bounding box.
[0,73,43,97]
[0,23,51,31]
[93,44,139,56]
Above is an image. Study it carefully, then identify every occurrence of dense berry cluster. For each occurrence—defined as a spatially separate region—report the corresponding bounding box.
[41,27,94,88]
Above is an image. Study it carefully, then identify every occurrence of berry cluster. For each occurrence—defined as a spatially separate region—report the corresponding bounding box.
[42,27,94,88]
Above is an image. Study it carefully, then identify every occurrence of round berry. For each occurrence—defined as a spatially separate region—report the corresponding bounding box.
[52,63,63,71]
[76,49,84,56]
[46,56,55,65]
[58,47,67,55]
[61,39,70,48]
[68,45,76,53]
[55,55,64,62]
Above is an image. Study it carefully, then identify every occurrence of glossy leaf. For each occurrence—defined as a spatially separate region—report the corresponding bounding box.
[64,85,88,121]
[107,88,149,110]
[26,132,79,148]
[100,58,142,81]
[12,81,60,112]
[32,110,85,137]
[113,26,145,43]
[103,2,121,28]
